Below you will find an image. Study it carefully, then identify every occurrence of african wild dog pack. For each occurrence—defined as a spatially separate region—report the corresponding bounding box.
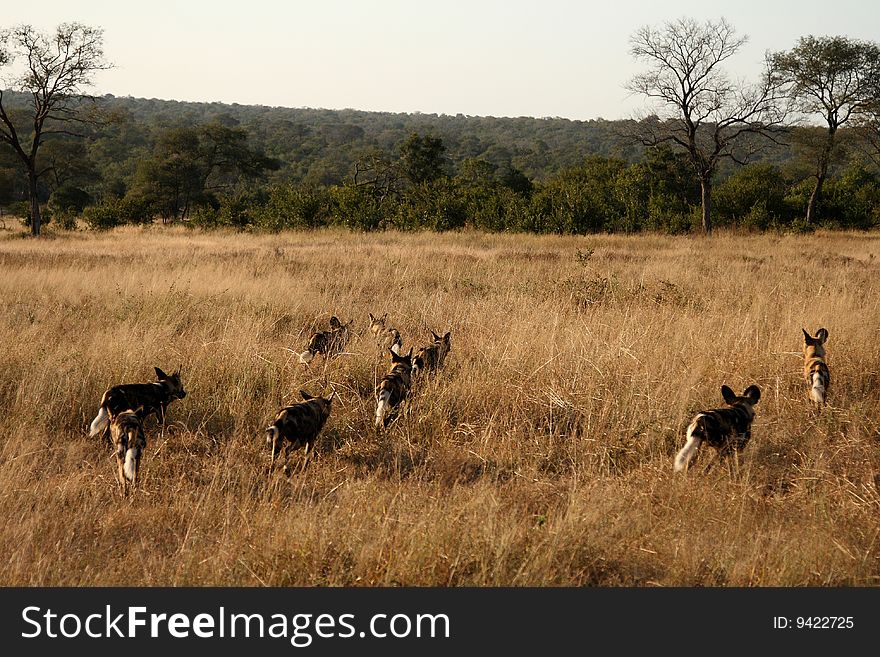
[86,307,834,488]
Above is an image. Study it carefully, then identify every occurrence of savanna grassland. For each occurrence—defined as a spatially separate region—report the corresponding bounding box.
[1,225,879,586]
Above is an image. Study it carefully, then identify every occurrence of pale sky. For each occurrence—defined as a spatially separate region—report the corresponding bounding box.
[2,0,878,121]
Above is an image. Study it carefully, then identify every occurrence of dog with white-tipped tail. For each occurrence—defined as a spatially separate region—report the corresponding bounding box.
[674,385,761,474]
[89,367,187,440]
[802,328,830,409]
[368,312,403,358]
[298,316,352,365]
[375,348,413,429]
[266,390,335,471]
[411,330,451,377]
[110,407,147,496]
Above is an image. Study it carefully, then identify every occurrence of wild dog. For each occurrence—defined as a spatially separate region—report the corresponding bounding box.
[411,330,452,377]
[299,316,353,364]
[89,367,187,440]
[674,385,761,473]
[375,348,413,429]
[802,328,830,408]
[368,312,403,357]
[110,407,147,496]
[265,390,335,470]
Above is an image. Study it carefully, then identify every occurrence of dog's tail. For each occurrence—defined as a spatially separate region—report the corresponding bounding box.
[89,406,109,438]
[674,416,704,472]
[810,370,827,406]
[375,389,392,429]
[266,425,279,450]
[123,443,140,482]
[299,350,315,364]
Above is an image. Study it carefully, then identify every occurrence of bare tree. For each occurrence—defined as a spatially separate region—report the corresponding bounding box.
[626,17,788,233]
[0,23,110,236]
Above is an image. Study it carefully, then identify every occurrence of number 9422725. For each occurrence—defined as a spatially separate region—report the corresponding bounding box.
[796,617,853,629]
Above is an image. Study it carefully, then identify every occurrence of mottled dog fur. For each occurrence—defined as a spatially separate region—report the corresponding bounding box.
[89,367,187,439]
[299,316,353,364]
[411,331,451,376]
[375,348,413,429]
[265,390,335,469]
[368,312,403,357]
[674,385,761,473]
[802,328,830,408]
[110,408,147,495]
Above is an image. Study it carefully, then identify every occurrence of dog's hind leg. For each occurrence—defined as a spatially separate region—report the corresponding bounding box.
[158,404,167,439]
[703,447,731,474]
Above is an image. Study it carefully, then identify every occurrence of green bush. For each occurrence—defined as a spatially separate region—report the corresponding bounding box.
[714,164,792,230]
[252,185,331,232]
[83,196,153,229]
[329,184,389,231]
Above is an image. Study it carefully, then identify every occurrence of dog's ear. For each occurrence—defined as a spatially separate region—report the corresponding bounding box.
[721,385,737,405]
[391,348,404,362]
[443,331,451,342]
[369,312,376,323]
[802,328,812,343]
[743,385,761,405]
[382,313,387,322]
[155,367,168,380]
[299,390,314,401]
[816,328,829,344]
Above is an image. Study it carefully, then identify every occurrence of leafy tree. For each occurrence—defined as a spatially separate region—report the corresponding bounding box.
[626,17,789,233]
[399,133,448,185]
[127,121,278,222]
[820,162,880,229]
[772,36,880,223]
[0,23,109,235]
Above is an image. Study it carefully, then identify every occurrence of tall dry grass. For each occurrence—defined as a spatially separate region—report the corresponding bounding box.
[0,224,879,586]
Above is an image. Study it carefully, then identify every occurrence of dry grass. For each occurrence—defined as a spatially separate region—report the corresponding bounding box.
[1,224,879,586]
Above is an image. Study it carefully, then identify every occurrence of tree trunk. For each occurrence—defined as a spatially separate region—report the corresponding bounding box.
[700,177,712,234]
[806,126,837,224]
[805,177,824,224]
[27,168,41,237]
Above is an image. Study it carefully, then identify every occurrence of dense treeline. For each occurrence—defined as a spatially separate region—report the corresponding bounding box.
[0,90,878,234]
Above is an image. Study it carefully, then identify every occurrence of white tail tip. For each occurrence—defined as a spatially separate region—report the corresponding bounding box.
[375,392,391,428]
[89,407,109,437]
[299,350,314,364]
[674,422,702,472]
[123,448,138,482]
[810,372,826,405]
